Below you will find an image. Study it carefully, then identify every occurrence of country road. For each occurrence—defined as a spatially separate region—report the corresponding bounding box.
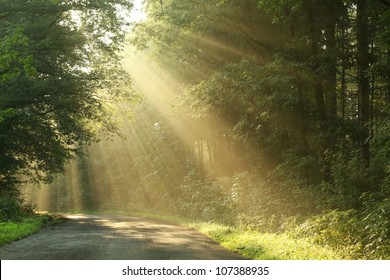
[0,214,245,260]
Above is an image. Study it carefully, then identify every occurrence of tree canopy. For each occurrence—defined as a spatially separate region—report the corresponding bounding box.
[0,0,138,199]
[131,0,390,199]
[125,0,390,257]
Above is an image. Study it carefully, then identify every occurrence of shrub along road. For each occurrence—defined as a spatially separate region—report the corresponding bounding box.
[0,214,244,260]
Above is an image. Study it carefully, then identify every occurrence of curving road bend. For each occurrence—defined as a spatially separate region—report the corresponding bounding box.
[0,214,244,260]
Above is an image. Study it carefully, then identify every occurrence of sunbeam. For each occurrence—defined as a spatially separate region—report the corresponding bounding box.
[23,41,253,213]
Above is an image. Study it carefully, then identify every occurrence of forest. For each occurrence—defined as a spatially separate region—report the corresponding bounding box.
[1,0,390,259]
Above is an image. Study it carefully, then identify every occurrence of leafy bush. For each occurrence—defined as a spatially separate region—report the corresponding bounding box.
[290,210,363,258]
[288,204,390,259]
[0,194,35,221]
[0,214,54,245]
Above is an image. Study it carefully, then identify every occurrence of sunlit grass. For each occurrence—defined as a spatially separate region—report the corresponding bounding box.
[188,222,343,260]
[0,214,57,246]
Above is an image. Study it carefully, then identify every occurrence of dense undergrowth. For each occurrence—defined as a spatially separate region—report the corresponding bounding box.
[124,167,390,260]
[0,194,58,246]
[190,223,342,260]
[0,213,55,246]
[169,171,390,260]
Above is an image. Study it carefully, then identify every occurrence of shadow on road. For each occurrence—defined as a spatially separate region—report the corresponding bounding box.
[0,214,246,260]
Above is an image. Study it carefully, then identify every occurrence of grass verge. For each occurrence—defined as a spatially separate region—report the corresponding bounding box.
[188,222,343,260]
[0,213,59,246]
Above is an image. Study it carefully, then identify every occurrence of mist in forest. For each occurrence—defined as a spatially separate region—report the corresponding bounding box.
[23,47,237,213]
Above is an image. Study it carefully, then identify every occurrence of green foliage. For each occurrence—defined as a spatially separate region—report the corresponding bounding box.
[371,111,390,190]
[191,222,341,260]
[319,149,369,209]
[176,171,235,223]
[291,210,363,257]
[0,0,139,216]
[132,0,282,82]
[288,204,390,259]
[20,0,390,260]
[0,214,54,245]
[361,194,390,259]
[0,28,36,82]
[0,193,35,221]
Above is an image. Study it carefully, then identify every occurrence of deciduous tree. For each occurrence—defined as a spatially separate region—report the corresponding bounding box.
[0,0,137,202]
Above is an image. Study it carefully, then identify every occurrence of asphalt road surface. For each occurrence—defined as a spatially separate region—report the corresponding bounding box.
[0,214,245,260]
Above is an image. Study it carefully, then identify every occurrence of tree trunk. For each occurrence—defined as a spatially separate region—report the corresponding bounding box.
[387,52,390,103]
[341,26,347,118]
[357,0,371,169]
[307,2,326,123]
[325,2,337,117]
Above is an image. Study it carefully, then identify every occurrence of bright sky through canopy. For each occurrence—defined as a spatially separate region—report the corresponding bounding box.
[129,0,146,22]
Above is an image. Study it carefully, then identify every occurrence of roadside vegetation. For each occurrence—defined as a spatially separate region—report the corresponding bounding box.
[0,0,137,230]
[1,208,386,260]
[126,211,384,260]
[0,193,61,246]
[191,223,341,260]
[130,212,342,260]
[0,213,58,246]
[117,0,390,260]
